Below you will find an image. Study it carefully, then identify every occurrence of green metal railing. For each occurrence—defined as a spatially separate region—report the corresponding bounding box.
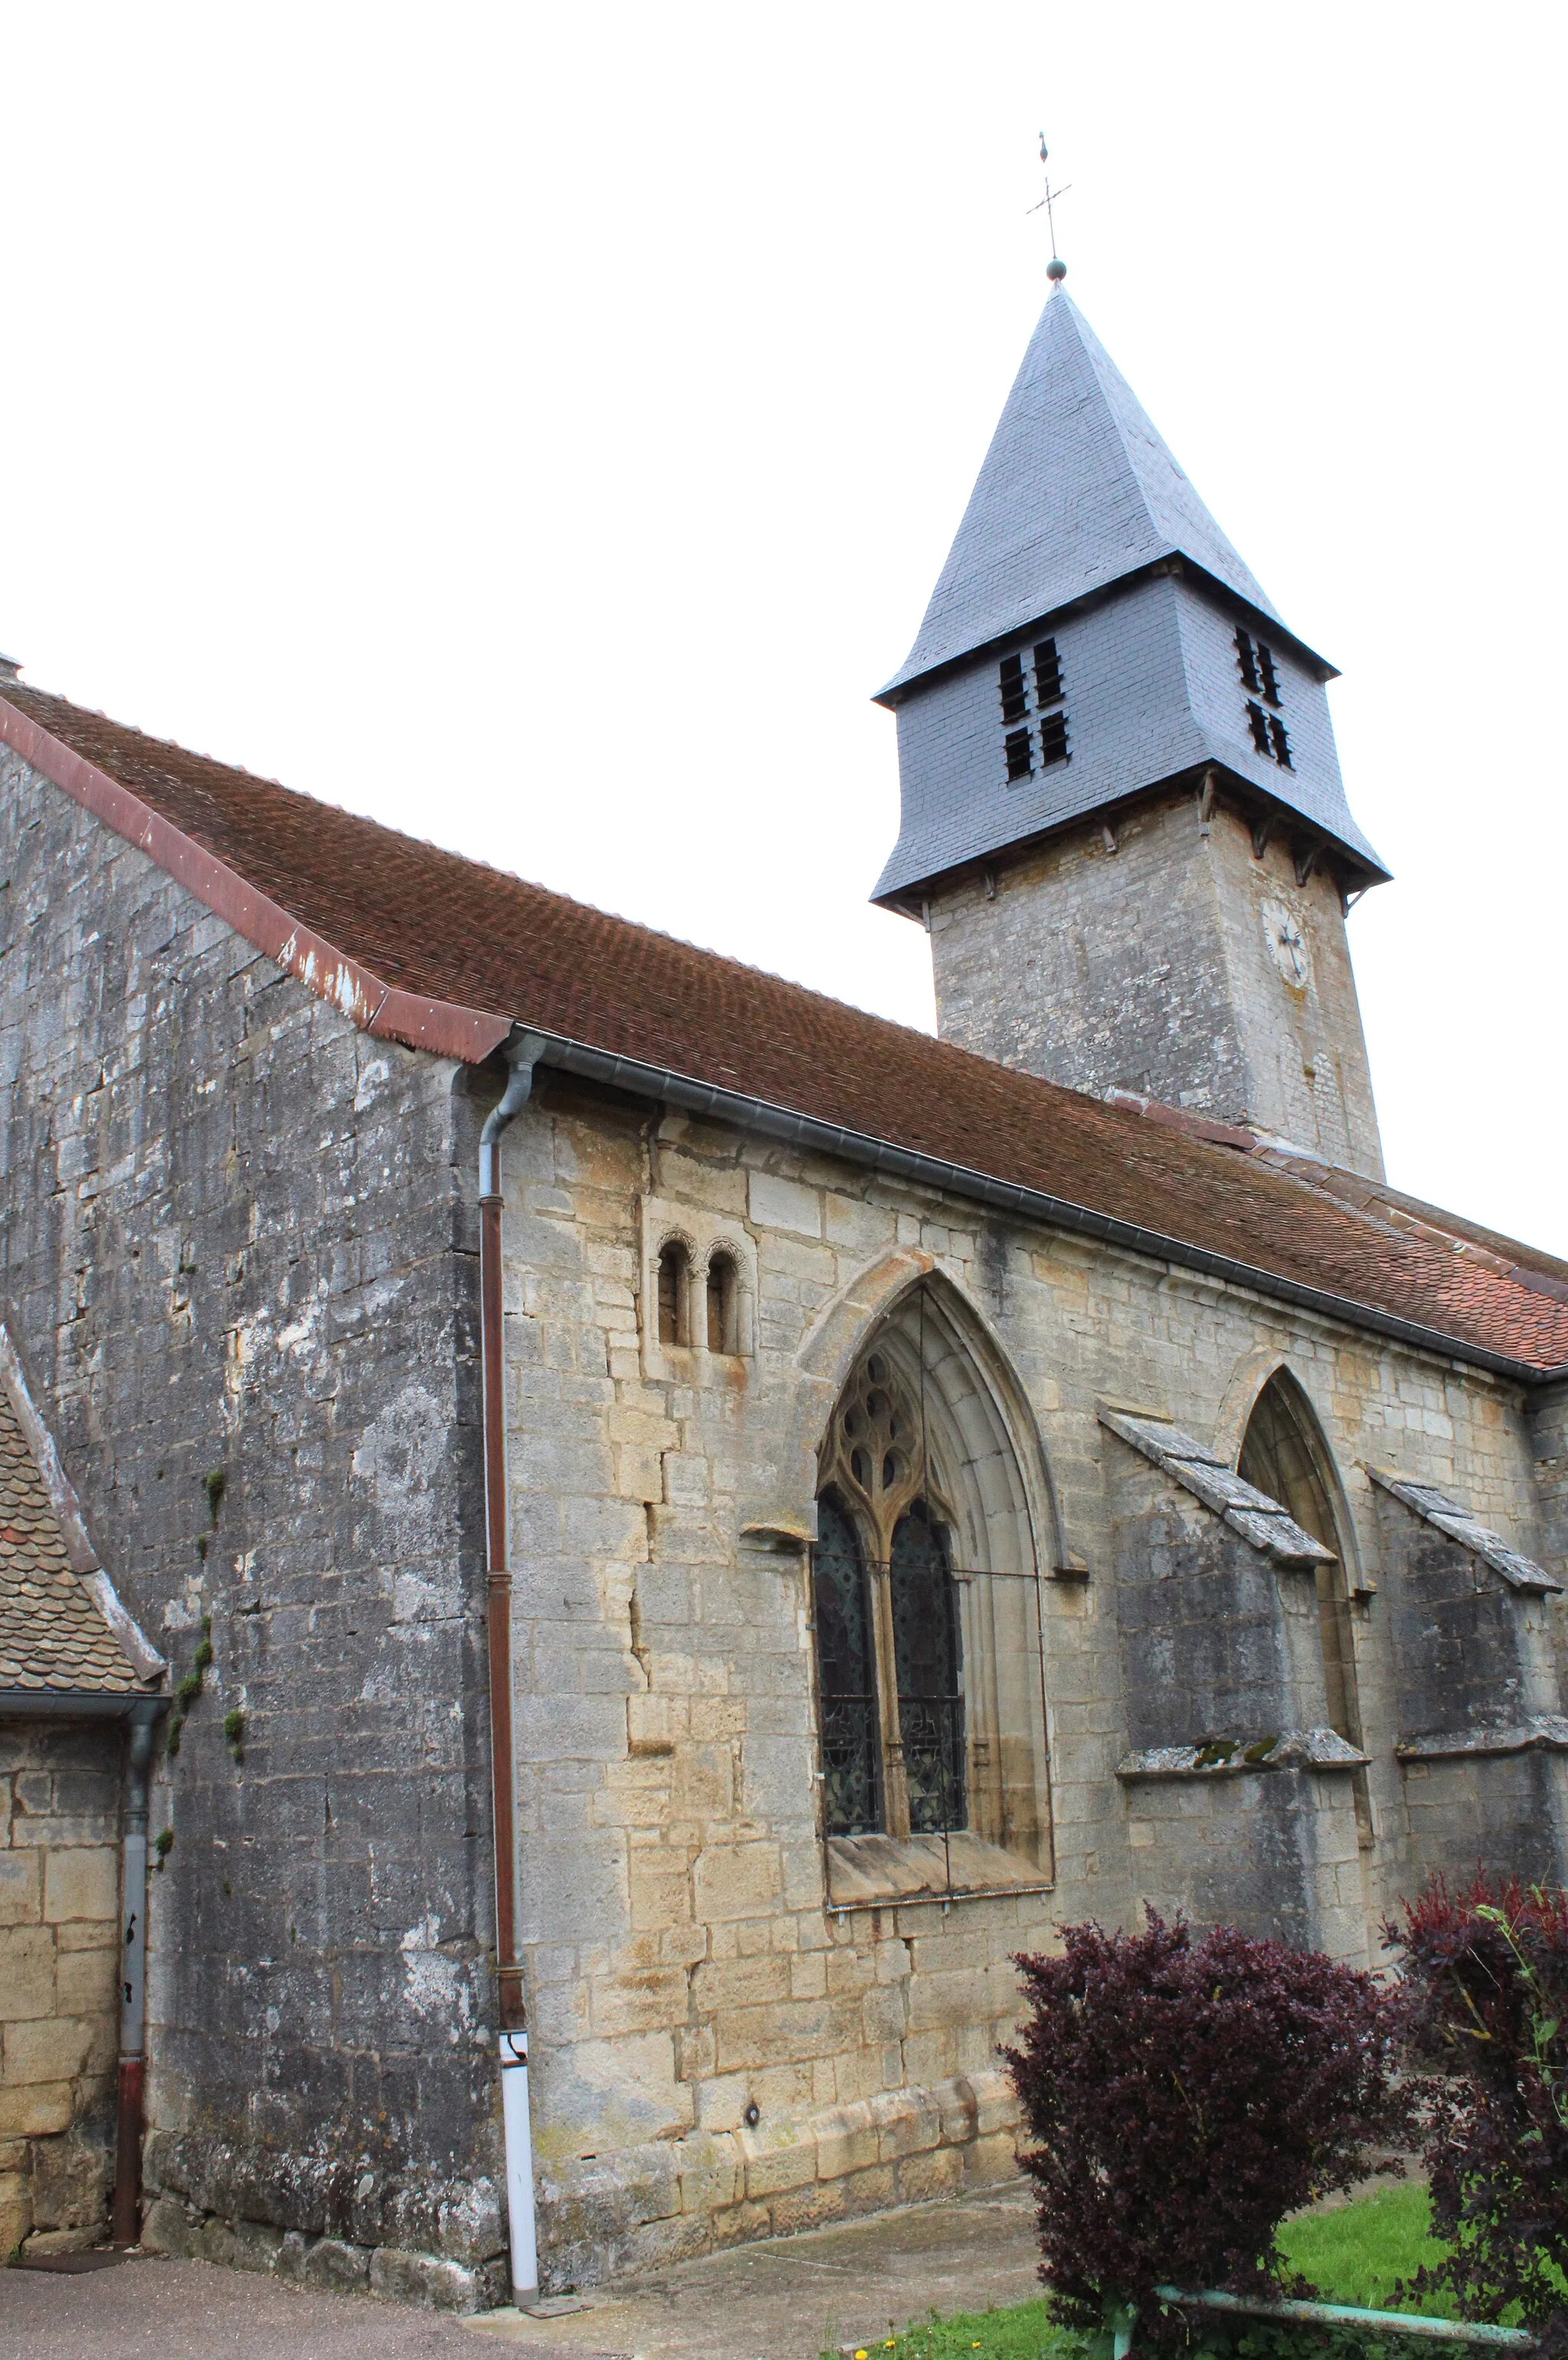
[1111,2288,1537,2352]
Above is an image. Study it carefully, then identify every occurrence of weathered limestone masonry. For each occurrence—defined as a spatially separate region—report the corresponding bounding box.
[498,1082,1567,2288]
[0,747,507,2304]
[1531,1381,1568,1692]
[0,1720,121,2257]
[928,795,1384,1178]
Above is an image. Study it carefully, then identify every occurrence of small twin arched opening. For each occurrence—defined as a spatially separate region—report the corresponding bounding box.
[656,1237,744,1355]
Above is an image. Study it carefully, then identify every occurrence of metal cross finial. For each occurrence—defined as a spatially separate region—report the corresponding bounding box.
[1028,132,1070,288]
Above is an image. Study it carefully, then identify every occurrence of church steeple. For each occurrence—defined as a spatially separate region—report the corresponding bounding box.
[874,286,1389,1179]
[881,290,1290,699]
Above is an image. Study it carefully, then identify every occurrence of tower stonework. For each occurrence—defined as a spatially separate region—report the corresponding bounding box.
[928,791,1384,1174]
[874,287,1390,1178]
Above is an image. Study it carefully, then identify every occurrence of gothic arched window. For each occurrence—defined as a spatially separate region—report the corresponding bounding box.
[808,1281,1055,1904]
[1239,1368,1371,1848]
[1238,1371,1359,1748]
[814,1342,969,1841]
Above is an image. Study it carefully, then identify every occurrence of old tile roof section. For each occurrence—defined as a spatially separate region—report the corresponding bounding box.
[1365,1467,1561,1594]
[0,1381,147,1694]
[5,679,1568,1376]
[1097,1407,1335,1567]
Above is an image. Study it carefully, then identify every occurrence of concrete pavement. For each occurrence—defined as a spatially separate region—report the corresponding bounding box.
[0,2182,1042,2360]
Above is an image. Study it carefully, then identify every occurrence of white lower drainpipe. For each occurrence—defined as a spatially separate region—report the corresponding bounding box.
[479,1038,545,2308]
[499,2028,537,2300]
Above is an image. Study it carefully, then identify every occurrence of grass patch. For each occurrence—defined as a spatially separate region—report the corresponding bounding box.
[827,2303,1067,2359]
[824,2187,1458,2360]
[1275,2183,1449,2315]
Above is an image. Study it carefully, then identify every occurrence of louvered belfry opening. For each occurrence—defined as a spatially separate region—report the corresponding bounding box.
[997,639,1069,789]
[808,1282,1055,1903]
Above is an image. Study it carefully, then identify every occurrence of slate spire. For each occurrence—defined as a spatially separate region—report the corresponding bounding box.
[880,290,1305,701]
[874,285,1387,906]
[871,274,1390,1177]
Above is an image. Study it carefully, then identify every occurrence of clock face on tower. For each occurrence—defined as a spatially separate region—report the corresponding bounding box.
[1261,899,1310,990]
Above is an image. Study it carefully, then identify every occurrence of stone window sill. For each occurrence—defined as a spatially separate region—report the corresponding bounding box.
[825,1831,1052,1909]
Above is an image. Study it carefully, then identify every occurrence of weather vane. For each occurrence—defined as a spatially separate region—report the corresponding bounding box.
[1028,132,1070,288]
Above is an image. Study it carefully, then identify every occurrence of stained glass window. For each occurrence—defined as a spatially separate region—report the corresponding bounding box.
[890,1502,966,1834]
[812,1495,881,1836]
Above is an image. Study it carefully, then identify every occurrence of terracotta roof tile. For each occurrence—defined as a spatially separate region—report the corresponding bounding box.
[0,1379,143,1694]
[5,681,1567,1378]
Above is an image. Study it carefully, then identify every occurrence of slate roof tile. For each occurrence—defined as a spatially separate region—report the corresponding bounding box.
[878,290,1299,699]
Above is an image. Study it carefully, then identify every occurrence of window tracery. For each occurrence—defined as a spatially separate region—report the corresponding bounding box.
[808,1289,1054,1896]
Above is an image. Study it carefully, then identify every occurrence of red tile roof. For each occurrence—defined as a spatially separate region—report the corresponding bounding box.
[4,680,1566,1378]
[0,1378,147,1695]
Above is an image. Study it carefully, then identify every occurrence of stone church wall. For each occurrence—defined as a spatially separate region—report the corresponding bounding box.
[0,1717,122,2258]
[497,1078,1565,2289]
[4,740,1562,2304]
[0,751,507,2303]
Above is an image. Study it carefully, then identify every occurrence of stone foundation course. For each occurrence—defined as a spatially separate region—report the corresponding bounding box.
[537,2067,1024,2293]
[139,2127,508,2311]
[139,2192,505,2309]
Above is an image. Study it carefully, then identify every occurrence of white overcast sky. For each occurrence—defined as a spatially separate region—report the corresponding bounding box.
[4,5,1564,1253]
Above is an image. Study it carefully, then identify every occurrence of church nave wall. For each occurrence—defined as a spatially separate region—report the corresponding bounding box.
[498,1087,1563,2287]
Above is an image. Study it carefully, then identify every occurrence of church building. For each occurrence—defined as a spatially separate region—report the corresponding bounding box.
[2,277,1566,2305]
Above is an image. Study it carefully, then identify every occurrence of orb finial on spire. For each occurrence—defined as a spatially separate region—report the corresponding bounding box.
[1031,132,1070,289]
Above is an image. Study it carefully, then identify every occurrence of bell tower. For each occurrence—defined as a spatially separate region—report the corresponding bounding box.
[874,283,1389,1179]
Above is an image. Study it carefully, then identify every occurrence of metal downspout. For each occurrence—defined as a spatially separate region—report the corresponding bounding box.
[113,1698,160,2247]
[478,1035,544,2308]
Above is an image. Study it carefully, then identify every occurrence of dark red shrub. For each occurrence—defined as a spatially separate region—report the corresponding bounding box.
[1004,1913,1411,2340]
[1387,1871,1568,2339]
